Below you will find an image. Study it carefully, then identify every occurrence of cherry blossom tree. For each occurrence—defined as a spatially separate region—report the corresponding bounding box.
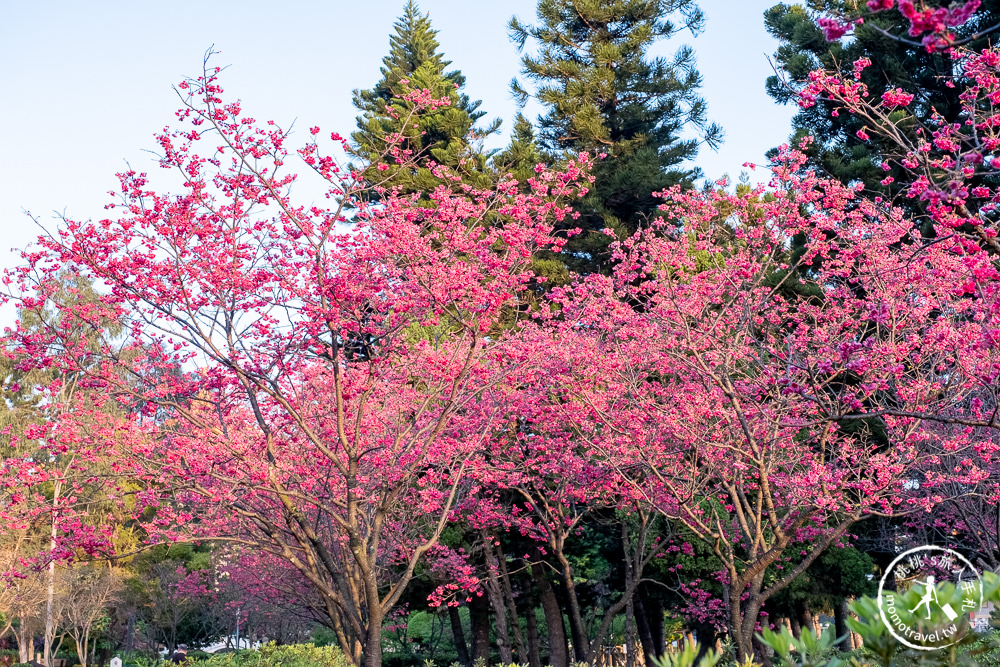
[536,146,1000,661]
[2,60,586,667]
[800,0,1000,572]
[476,328,669,666]
[802,0,1000,256]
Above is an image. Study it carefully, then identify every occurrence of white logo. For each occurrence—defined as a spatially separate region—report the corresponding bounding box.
[877,546,983,650]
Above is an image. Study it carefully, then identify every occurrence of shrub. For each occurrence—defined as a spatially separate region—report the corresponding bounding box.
[188,643,352,667]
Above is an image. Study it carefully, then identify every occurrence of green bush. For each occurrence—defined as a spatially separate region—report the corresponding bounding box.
[125,655,168,667]
[309,627,339,649]
[187,643,351,667]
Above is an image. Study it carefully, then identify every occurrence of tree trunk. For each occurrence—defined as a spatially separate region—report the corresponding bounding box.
[693,624,717,665]
[624,594,636,667]
[363,636,383,667]
[496,544,528,664]
[798,602,814,638]
[633,594,656,666]
[469,593,491,663]
[751,634,773,667]
[16,620,33,663]
[44,479,61,667]
[363,605,383,667]
[648,598,664,657]
[621,521,642,667]
[834,599,850,650]
[76,634,89,667]
[487,586,513,664]
[526,607,542,667]
[532,562,568,667]
[556,553,588,663]
[731,592,765,663]
[328,608,361,666]
[483,538,513,664]
[753,601,773,667]
[449,606,471,667]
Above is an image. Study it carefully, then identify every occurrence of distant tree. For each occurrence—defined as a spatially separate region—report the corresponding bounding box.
[0,531,48,662]
[62,566,124,667]
[0,272,124,667]
[510,0,722,273]
[767,546,876,647]
[352,0,499,198]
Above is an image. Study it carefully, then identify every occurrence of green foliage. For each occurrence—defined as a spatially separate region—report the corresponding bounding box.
[651,641,722,667]
[760,625,843,667]
[126,655,167,667]
[768,547,878,625]
[968,632,1000,667]
[510,0,723,273]
[843,581,996,666]
[309,626,340,648]
[491,113,550,188]
[382,608,467,667]
[121,542,219,650]
[352,0,498,199]
[186,643,352,667]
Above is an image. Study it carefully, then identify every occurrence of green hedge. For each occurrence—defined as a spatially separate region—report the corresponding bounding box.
[187,643,351,667]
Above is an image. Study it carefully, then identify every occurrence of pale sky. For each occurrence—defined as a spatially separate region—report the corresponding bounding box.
[0,0,796,324]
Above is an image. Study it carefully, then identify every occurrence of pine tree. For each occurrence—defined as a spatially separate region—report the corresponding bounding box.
[509,0,722,273]
[765,0,1000,216]
[492,113,549,187]
[352,1,499,198]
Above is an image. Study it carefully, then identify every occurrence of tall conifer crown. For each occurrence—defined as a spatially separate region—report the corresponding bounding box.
[509,0,722,273]
[352,1,498,197]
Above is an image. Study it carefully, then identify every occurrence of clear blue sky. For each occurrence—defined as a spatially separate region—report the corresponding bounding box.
[0,0,795,310]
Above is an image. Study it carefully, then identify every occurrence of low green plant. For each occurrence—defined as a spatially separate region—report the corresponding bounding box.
[759,624,843,667]
[968,632,1000,667]
[186,643,351,667]
[651,641,723,667]
[128,654,168,667]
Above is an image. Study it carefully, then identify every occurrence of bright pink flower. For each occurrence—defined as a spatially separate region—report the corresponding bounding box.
[818,16,851,41]
[882,88,915,108]
[867,0,894,11]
